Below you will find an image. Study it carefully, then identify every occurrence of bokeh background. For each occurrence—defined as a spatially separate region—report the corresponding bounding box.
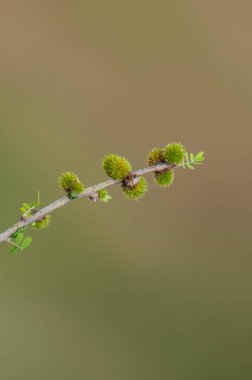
[0,1,251,379]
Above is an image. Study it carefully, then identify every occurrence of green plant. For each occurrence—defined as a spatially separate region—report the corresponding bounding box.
[0,144,205,253]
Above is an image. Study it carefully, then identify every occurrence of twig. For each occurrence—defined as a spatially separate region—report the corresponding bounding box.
[0,162,174,244]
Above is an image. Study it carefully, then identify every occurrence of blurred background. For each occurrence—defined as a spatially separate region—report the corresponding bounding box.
[0,1,251,379]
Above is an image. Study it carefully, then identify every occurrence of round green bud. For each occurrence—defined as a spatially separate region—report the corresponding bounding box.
[58,172,84,197]
[164,143,185,164]
[147,147,165,166]
[155,169,174,187]
[122,176,148,200]
[102,154,132,180]
[31,214,51,230]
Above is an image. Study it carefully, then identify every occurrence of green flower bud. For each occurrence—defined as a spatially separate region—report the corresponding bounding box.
[147,147,165,166]
[102,154,132,180]
[58,172,84,198]
[164,143,185,164]
[31,215,51,230]
[155,169,174,187]
[122,176,147,200]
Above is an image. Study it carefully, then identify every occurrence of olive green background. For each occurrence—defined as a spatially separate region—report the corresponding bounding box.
[0,1,251,379]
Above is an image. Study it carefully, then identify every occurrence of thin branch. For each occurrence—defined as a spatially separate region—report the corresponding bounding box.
[0,163,175,244]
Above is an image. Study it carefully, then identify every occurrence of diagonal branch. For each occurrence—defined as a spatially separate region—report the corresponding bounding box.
[0,162,175,244]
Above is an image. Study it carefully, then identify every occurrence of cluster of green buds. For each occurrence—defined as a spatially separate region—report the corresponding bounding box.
[7,142,204,253]
[101,142,201,199]
[147,142,185,187]
[102,154,148,200]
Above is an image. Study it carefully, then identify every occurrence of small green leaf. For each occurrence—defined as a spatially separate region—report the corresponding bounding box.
[185,152,189,162]
[186,163,194,170]
[21,237,32,249]
[195,151,204,162]
[190,153,194,162]
[15,233,24,245]
[10,245,19,253]
[23,203,31,210]
[20,207,27,213]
